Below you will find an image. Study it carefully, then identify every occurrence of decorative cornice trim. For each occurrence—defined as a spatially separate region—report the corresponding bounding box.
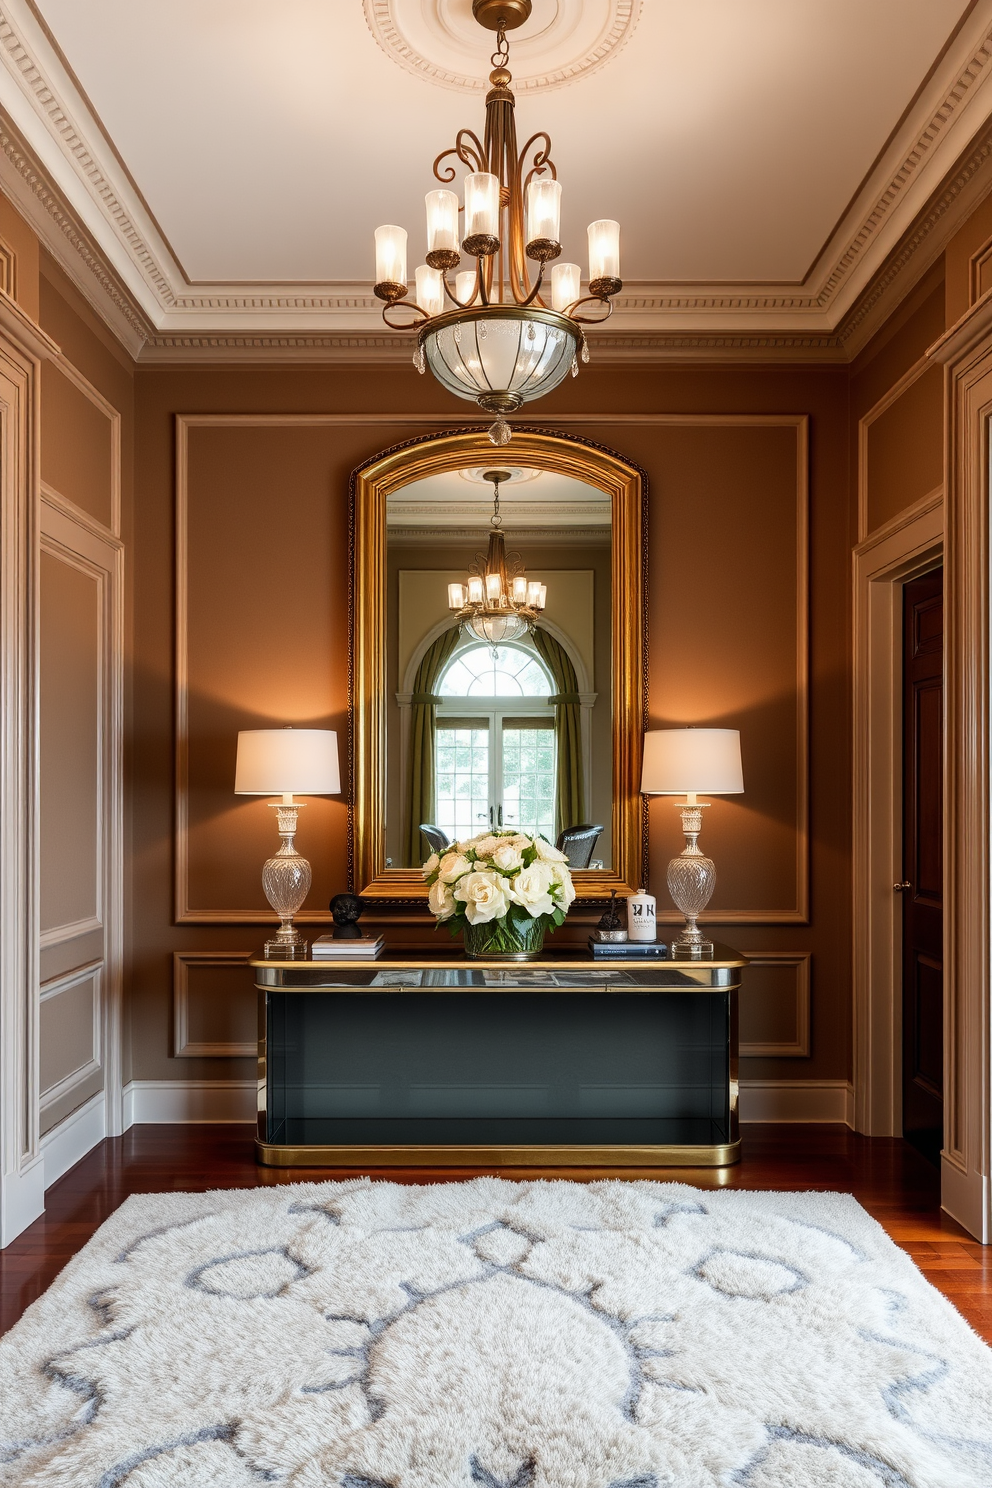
[0,115,150,353]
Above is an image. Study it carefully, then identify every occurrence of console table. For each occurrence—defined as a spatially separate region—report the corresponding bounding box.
[252,944,747,1168]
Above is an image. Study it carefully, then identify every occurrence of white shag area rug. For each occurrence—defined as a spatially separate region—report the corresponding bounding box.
[2,1179,991,1488]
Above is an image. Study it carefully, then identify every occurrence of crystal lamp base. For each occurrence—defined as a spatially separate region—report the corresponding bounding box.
[667,804,716,959]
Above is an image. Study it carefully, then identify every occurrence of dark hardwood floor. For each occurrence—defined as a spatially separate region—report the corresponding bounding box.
[2,1123,989,1340]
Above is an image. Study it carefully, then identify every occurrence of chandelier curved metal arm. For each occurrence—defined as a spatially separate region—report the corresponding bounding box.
[372,0,623,445]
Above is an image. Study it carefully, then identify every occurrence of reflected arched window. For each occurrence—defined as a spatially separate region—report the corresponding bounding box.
[433,640,556,841]
[438,641,553,698]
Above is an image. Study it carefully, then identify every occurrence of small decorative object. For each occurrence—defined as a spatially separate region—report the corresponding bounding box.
[640,727,745,959]
[423,828,575,960]
[329,892,365,940]
[626,888,657,943]
[234,727,341,960]
[593,889,628,943]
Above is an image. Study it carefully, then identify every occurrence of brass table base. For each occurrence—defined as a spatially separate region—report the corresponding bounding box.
[256,1139,742,1169]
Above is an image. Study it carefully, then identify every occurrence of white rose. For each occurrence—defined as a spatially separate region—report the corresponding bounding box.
[422,852,440,879]
[428,880,456,920]
[532,837,568,863]
[510,862,556,917]
[453,869,511,924]
[438,851,473,883]
[491,842,524,873]
[551,864,576,907]
[471,835,502,860]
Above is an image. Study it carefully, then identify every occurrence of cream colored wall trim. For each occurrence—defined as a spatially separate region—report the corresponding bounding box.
[175,412,808,925]
[851,487,943,1140]
[857,357,935,544]
[0,276,54,1248]
[122,1079,256,1127]
[0,231,16,299]
[47,354,122,536]
[38,960,101,1114]
[929,299,992,1243]
[119,1078,850,1127]
[40,490,125,1143]
[0,0,991,358]
[738,951,811,1058]
[173,951,255,1057]
[39,1086,104,1189]
[38,913,101,950]
[738,1079,854,1126]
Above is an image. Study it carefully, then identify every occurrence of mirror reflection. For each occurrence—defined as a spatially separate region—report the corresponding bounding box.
[384,466,613,871]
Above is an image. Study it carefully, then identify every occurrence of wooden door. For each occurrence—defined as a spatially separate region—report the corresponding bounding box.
[901,568,943,1166]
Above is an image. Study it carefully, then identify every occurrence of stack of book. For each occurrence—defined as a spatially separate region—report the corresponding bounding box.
[588,938,668,959]
[310,935,385,960]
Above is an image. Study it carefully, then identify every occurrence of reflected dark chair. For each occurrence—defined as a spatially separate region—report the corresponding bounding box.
[420,824,451,856]
[555,823,604,868]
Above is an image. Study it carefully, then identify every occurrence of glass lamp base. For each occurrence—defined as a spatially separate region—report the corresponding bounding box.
[263,937,310,961]
[671,934,714,961]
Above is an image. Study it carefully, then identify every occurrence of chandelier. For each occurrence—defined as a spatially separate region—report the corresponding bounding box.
[446,469,546,644]
[372,0,622,446]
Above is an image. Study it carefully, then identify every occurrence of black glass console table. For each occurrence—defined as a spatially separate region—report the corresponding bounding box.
[252,944,747,1168]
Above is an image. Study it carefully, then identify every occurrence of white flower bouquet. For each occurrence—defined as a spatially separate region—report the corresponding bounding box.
[423,829,576,959]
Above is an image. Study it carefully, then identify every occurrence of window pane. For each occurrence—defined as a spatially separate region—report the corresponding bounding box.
[435,727,490,843]
[502,725,556,839]
[438,642,552,698]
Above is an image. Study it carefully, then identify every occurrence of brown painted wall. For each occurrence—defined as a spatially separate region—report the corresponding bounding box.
[132,362,850,1089]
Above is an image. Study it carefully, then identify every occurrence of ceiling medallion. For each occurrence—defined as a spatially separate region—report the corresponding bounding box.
[363,0,642,94]
[446,469,547,643]
[373,0,622,444]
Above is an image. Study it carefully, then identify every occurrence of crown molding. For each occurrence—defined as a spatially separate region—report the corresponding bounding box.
[2,0,992,363]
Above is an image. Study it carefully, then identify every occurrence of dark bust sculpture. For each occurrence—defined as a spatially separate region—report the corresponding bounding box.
[329,892,365,940]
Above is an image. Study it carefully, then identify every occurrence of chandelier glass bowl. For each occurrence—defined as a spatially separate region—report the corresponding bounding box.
[373,0,622,444]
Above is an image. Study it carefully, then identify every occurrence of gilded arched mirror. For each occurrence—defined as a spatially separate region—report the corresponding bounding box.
[350,429,645,901]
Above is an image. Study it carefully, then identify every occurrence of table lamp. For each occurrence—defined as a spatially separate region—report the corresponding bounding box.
[235,728,341,959]
[640,728,744,958]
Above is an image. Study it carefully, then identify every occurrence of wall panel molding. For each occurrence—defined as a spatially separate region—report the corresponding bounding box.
[44,353,121,536]
[38,961,101,1115]
[173,951,255,1057]
[176,413,808,926]
[738,951,811,1058]
[858,357,942,543]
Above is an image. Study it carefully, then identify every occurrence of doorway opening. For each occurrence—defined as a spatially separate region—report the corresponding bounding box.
[900,567,944,1167]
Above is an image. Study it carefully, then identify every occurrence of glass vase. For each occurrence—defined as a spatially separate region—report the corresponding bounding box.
[463,914,545,961]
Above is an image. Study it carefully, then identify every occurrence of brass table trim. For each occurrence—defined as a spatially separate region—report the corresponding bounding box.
[255,1139,741,1168]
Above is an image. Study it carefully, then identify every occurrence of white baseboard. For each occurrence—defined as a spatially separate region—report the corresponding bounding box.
[940,1152,990,1244]
[120,1078,853,1130]
[1,1153,45,1247]
[123,1079,256,1127]
[40,1090,107,1189]
[739,1079,855,1126]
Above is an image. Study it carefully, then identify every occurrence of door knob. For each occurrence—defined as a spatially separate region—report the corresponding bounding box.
[893,881,912,892]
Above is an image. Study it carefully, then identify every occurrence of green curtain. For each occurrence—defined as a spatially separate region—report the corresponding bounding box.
[531,627,585,836]
[405,626,462,866]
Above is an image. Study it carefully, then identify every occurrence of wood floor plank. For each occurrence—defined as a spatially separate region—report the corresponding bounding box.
[1,1123,989,1342]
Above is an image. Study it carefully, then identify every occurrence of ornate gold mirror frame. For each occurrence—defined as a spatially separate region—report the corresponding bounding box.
[350,428,646,901]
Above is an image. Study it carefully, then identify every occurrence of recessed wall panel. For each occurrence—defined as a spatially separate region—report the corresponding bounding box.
[41,360,114,528]
[40,549,100,937]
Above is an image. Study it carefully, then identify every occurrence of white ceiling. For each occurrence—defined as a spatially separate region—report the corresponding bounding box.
[388,466,611,526]
[0,0,989,356]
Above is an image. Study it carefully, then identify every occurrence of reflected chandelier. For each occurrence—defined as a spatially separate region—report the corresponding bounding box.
[373,0,622,446]
[446,469,547,644]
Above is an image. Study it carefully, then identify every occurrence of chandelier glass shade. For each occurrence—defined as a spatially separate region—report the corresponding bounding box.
[373,0,622,445]
[448,470,546,642]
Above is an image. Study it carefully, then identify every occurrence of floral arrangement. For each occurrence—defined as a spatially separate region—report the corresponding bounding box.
[423,829,575,955]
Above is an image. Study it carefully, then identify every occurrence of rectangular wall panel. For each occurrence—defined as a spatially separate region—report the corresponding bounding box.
[738,952,811,1057]
[173,952,256,1056]
[40,360,117,531]
[39,548,101,940]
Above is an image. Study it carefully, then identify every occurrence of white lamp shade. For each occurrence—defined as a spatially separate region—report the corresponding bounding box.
[235,729,341,795]
[640,728,744,795]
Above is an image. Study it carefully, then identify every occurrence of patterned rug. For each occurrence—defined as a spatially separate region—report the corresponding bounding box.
[2,1178,991,1487]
